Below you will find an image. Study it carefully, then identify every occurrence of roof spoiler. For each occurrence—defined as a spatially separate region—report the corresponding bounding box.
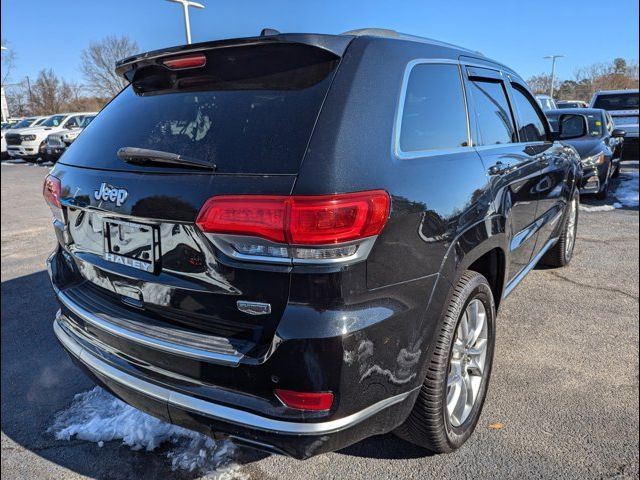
[115,33,352,82]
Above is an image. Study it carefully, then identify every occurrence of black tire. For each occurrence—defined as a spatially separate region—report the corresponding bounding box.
[540,191,579,268]
[394,271,496,453]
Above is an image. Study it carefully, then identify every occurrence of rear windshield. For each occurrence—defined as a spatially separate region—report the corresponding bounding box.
[61,43,340,174]
[593,93,639,111]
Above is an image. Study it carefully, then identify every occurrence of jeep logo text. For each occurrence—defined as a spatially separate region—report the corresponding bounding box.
[94,183,128,206]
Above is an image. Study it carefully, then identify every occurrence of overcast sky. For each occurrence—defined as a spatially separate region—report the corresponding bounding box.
[2,0,639,86]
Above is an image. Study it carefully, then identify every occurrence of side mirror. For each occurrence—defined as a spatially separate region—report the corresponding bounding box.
[552,113,588,141]
[611,128,627,138]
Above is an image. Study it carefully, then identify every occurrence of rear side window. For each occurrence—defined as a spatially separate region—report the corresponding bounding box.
[467,80,516,145]
[60,43,340,174]
[510,86,547,142]
[398,64,469,153]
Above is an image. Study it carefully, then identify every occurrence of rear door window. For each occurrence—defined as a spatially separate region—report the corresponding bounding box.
[398,63,469,153]
[467,78,516,145]
[60,43,340,174]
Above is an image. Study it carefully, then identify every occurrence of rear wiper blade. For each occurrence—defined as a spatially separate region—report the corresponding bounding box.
[117,147,216,171]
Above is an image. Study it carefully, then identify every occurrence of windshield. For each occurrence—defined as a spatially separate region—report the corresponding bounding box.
[538,97,556,111]
[61,43,340,174]
[41,115,66,127]
[593,93,639,111]
[11,118,37,129]
[79,115,96,127]
[558,102,579,109]
[547,112,604,137]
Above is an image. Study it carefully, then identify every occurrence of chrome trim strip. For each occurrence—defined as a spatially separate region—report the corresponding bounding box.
[54,318,418,435]
[205,234,378,266]
[57,289,243,365]
[503,237,559,299]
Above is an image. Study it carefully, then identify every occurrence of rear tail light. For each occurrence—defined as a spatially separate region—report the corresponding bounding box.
[274,389,334,411]
[196,191,390,264]
[162,54,207,70]
[43,174,62,208]
[43,174,64,223]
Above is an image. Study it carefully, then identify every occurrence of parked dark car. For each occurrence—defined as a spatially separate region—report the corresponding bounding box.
[546,108,625,199]
[46,29,586,459]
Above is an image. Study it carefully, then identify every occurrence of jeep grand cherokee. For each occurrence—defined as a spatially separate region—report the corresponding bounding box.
[46,28,585,459]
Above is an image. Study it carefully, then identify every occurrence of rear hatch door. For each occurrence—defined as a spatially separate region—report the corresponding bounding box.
[54,37,346,355]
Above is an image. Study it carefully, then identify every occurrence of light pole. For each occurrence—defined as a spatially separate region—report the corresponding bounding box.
[1,46,9,122]
[165,0,205,44]
[543,55,564,99]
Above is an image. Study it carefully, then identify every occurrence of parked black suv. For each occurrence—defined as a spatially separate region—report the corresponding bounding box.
[46,29,585,459]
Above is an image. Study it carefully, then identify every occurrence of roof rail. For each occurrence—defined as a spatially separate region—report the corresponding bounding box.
[341,28,484,56]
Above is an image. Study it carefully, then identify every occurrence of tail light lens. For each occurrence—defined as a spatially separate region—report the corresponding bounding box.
[196,190,390,264]
[274,389,334,411]
[43,174,62,209]
[197,190,389,245]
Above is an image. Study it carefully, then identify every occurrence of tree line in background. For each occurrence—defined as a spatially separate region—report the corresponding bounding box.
[2,36,640,118]
[527,58,639,101]
[1,35,138,117]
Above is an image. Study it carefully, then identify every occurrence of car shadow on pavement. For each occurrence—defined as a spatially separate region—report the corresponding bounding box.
[1,270,223,479]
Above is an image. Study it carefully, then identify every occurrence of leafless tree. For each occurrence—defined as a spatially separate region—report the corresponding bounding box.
[81,35,139,97]
[27,69,77,115]
[1,38,17,85]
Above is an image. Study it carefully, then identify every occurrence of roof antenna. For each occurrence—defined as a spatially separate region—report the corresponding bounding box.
[260,28,281,36]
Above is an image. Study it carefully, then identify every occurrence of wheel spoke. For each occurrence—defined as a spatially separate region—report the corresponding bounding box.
[458,312,470,344]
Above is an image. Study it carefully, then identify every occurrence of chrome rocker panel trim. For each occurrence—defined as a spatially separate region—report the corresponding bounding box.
[503,237,559,299]
[54,318,418,435]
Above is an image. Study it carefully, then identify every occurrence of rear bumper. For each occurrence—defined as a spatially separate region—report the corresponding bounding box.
[53,313,419,458]
[47,247,431,458]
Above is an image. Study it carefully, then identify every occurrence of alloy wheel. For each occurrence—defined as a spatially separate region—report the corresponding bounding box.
[565,198,577,258]
[446,299,488,427]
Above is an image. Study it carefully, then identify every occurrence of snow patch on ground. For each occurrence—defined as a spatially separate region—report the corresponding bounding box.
[614,171,639,208]
[50,387,247,478]
[580,203,622,212]
[580,170,639,212]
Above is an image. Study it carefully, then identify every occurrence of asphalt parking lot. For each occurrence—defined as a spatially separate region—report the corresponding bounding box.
[1,160,638,480]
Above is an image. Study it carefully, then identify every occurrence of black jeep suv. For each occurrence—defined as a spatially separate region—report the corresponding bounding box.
[46,29,585,459]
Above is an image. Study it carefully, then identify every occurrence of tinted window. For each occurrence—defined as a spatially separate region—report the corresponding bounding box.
[61,43,340,174]
[511,87,547,142]
[593,93,639,111]
[399,64,468,152]
[468,80,515,145]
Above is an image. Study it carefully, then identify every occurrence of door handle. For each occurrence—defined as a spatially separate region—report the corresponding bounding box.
[488,161,510,175]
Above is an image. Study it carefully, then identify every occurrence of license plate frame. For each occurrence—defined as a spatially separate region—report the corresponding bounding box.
[102,218,160,273]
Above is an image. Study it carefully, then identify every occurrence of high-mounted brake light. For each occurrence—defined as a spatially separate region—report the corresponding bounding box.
[274,389,334,411]
[196,190,390,245]
[43,174,62,209]
[162,54,207,70]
